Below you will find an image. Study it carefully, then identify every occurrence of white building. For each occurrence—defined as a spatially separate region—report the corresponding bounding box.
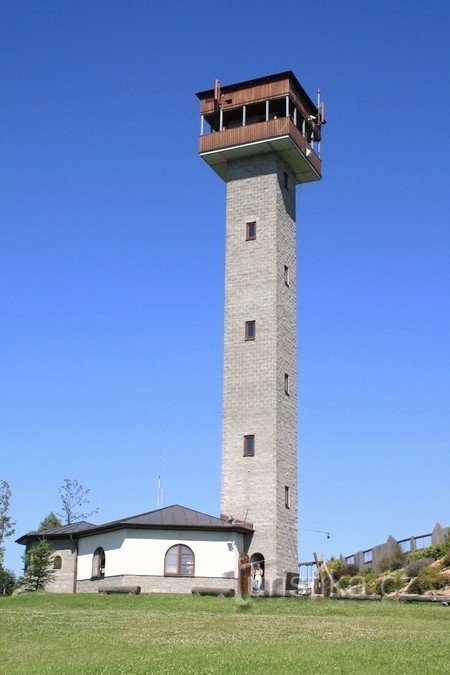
[17,505,251,594]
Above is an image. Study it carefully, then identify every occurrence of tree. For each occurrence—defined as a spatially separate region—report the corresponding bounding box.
[58,478,98,524]
[21,538,54,591]
[38,512,62,531]
[0,568,16,596]
[0,479,15,568]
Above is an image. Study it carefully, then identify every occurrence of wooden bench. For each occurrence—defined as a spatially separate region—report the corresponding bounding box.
[191,587,235,597]
[330,593,381,601]
[98,585,141,595]
[398,594,448,605]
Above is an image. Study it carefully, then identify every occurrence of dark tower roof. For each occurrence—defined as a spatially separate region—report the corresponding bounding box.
[196,70,317,114]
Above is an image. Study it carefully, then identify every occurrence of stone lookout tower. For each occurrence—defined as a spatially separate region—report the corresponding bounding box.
[196,72,324,592]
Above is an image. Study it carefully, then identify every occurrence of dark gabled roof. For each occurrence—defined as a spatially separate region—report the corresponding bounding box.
[16,505,253,545]
[83,505,253,536]
[38,521,97,536]
[16,521,97,545]
[112,504,232,528]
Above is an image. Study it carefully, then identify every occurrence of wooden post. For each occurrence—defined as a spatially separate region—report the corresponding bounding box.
[239,553,250,595]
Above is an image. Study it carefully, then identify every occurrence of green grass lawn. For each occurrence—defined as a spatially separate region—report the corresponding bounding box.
[0,593,448,674]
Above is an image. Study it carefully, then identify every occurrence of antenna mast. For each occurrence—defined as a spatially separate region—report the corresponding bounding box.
[157,431,163,509]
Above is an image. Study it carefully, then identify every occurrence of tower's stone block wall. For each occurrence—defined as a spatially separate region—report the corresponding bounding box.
[221,153,298,586]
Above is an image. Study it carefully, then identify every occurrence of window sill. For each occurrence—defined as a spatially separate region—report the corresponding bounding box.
[164,573,195,578]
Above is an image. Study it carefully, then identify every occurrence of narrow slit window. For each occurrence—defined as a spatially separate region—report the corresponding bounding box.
[245,320,256,341]
[284,171,289,190]
[244,435,255,457]
[284,265,290,286]
[246,221,256,240]
[284,373,289,395]
[285,486,290,508]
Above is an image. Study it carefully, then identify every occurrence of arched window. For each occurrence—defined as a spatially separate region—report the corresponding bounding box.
[164,544,194,576]
[53,555,62,570]
[92,547,106,579]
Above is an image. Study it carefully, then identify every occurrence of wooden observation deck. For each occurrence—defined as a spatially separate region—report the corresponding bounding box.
[196,71,324,183]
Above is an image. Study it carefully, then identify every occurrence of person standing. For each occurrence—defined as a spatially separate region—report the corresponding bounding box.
[254,564,263,591]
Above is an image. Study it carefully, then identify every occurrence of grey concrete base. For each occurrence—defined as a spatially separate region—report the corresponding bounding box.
[77,575,238,594]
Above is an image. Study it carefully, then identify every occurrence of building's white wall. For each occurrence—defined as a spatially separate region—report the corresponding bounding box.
[77,528,243,581]
[77,530,126,580]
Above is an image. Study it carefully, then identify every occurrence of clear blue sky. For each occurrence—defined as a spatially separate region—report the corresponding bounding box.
[1,0,449,574]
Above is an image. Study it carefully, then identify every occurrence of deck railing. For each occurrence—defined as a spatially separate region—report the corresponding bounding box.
[199,117,322,177]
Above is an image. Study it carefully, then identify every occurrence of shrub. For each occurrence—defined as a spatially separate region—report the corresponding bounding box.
[325,563,359,583]
[347,576,366,594]
[319,561,348,595]
[378,543,405,572]
[374,572,404,595]
[0,568,16,596]
[325,557,342,571]
[405,558,434,578]
[319,558,343,593]
[349,576,362,586]
[337,575,351,590]
[408,566,447,594]
[407,535,450,563]
[442,552,450,569]
[320,561,384,596]
[338,564,359,578]
[390,553,405,571]
[359,572,379,594]
[318,568,333,596]
[352,570,404,595]
[320,575,332,597]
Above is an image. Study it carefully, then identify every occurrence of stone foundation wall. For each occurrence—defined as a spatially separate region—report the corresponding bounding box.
[32,538,76,593]
[77,575,238,594]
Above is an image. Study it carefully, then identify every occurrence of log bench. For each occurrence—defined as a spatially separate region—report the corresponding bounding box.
[98,585,141,595]
[330,593,381,601]
[398,594,448,604]
[191,587,235,597]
